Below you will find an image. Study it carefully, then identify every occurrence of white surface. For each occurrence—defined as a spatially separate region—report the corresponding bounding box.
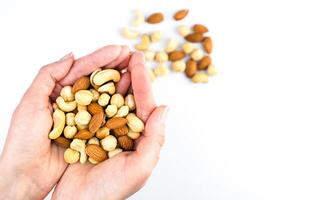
[1,0,311,199]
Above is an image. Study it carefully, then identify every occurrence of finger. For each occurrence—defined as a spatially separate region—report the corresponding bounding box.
[105,45,130,69]
[129,52,156,121]
[24,53,74,105]
[116,72,131,96]
[59,45,123,86]
[116,51,132,70]
[132,106,168,172]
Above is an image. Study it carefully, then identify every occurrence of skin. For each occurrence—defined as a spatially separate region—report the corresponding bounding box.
[0,45,168,200]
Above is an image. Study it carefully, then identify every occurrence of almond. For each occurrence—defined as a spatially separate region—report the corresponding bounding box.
[193,24,208,34]
[185,59,197,78]
[202,37,212,54]
[146,12,164,24]
[168,51,186,61]
[198,56,212,70]
[113,126,129,137]
[173,9,189,21]
[72,76,90,94]
[106,117,127,129]
[53,137,71,148]
[185,33,204,43]
[85,144,107,162]
[74,129,94,140]
[87,102,104,115]
[118,136,134,151]
[89,112,104,133]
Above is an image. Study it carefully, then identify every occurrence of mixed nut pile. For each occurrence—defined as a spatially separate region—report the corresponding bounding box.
[48,69,144,164]
[122,9,217,83]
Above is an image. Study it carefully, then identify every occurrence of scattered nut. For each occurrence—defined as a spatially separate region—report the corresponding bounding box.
[122,27,140,39]
[144,50,155,61]
[171,60,186,72]
[202,37,212,54]
[191,49,204,61]
[178,25,191,37]
[165,39,178,53]
[155,52,168,63]
[192,24,208,34]
[185,59,198,78]
[182,42,195,54]
[150,31,162,43]
[146,12,164,24]
[185,33,204,43]
[198,55,211,70]
[132,10,144,26]
[191,72,209,83]
[100,135,117,151]
[207,64,218,76]
[153,63,169,76]
[135,34,150,51]
[169,50,186,61]
[174,9,189,21]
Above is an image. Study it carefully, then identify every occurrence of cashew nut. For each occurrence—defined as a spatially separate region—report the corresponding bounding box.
[207,64,218,76]
[153,63,169,76]
[122,27,140,39]
[115,105,129,117]
[125,94,136,111]
[64,125,77,139]
[60,86,74,101]
[90,69,101,88]
[178,25,191,37]
[48,109,66,139]
[110,93,124,108]
[98,93,111,107]
[171,60,186,72]
[90,89,100,102]
[165,38,178,53]
[144,50,155,61]
[98,82,116,95]
[135,34,150,51]
[88,137,100,145]
[131,10,144,26]
[92,69,121,86]
[182,42,195,54]
[75,90,93,106]
[88,157,98,164]
[155,52,168,63]
[70,139,87,164]
[105,105,118,118]
[191,73,209,83]
[100,135,117,151]
[127,129,141,139]
[126,113,144,132]
[108,148,123,158]
[150,31,161,43]
[64,148,79,164]
[75,110,92,126]
[56,96,77,112]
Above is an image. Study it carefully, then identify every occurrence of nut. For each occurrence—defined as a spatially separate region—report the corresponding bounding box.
[126,113,144,132]
[150,31,161,43]
[135,34,150,51]
[106,117,128,129]
[90,89,100,102]
[56,96,77,112]
[202,37,212,54]
[118,136,134,151]
[174,9,189,21]
[190,49,204,61]
[125,94,136,111]
[72,76,90,94]
[122,27,140,39]
[48,109,66,139]
[169,51,186,61]
[100,135,117,151]
[191,73,209,83]
[115,105,129,117]
[98,93,111,107]
[146,12,164,24]
[185,33,204,43]
[127,130,141,140]
[90,69,101,88]
[75,90,93,106]
[74,110,92,126]
[66,112,75,126]
[98,82,116,94]
[110,93,124,108]
[87,102,104,115]
[74,129,94,140]
[171,60,186,72]
[76,123,88,131]
[77,104,87,111]
[88,137,100,145]
[64,125,77,139]
[155,52,168,63]
[153,63,169,76]
[144,51,155,61]
[105,104,118,118]
[178,25,191,37]
[132,10,144,26]
[198,55,211,70]
[165,39,178,53]
[92,69,121,86]
[113,126,129,137]
[96,126,110,139]
[88,112,104,134]
[88,157,98,164]
[182,42,195,54]
[70,139,87,163]
[60,86,74,101]
[64,148,80,164]
[108,148,123,158]
[207,64,218,76]
[53,136,71,148]
[185,59,197,78]
[52,103,58,111]
[85,144,107,162]
[192,24,208,34]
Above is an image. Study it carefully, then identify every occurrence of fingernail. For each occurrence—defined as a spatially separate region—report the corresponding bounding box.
[60,52,73,61]
[160,106,169,124]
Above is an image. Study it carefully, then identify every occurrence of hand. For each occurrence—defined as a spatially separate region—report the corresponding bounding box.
[0,45,167,200]
[52,49,168,200]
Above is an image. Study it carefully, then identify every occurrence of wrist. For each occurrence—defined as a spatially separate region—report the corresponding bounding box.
[0,159,46,200]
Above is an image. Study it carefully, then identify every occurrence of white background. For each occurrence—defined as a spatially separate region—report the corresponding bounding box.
[1,0,311,199]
